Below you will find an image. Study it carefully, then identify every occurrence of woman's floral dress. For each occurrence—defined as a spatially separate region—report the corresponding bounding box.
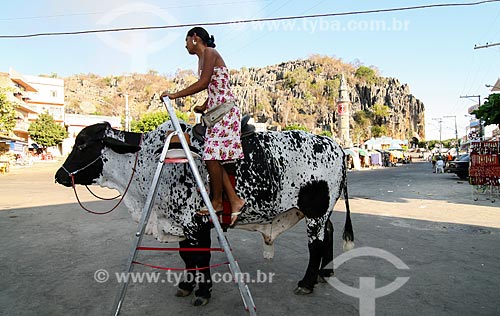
[203,66,244,161]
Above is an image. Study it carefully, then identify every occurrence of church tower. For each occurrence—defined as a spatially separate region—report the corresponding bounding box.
[337,74,351,147]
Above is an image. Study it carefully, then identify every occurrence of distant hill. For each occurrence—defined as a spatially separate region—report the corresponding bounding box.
[63,55,425,142]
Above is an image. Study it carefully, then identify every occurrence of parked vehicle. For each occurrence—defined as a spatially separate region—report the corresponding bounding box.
[445,154,469,179]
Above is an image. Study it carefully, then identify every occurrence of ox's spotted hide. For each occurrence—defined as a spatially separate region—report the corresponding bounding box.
[95,121,345,244]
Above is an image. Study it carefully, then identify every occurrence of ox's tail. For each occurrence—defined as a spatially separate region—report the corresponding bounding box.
[342,161,354,251]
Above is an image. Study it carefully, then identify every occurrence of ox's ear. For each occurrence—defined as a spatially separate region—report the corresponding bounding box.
[103,137,141,154]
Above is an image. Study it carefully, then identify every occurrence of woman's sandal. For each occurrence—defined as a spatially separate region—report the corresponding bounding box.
[230,203,247,227]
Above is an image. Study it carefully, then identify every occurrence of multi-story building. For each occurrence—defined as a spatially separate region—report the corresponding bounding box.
[2,68,122,161]
[0,68,64,157]
[22,73,65,123]
[0,70,39,155]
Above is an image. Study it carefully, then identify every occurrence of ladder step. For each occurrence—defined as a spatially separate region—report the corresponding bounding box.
[164,158,189,164]
[164,149,201,164]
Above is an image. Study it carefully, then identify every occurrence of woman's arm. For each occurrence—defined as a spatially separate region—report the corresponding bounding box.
[193,99,208,113]
[162,48,218,99]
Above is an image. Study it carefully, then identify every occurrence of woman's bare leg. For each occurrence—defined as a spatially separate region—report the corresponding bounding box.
[222,168,245,211]
[205,160,224,211]
[221,167,245,225]
[206,160,245,224]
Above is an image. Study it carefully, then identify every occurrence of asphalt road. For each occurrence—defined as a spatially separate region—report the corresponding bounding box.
[0,160,499,316]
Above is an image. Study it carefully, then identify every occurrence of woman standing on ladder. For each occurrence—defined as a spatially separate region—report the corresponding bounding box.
[162,27,246,225]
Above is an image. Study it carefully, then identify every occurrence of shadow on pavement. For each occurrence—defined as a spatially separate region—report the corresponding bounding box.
[1,203,500,316]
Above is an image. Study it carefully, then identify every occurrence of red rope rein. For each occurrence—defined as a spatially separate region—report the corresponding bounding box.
[85,185,121,200]
[71,141,141,215]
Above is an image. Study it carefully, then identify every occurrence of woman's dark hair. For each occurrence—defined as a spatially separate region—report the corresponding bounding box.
[187,27,216,48]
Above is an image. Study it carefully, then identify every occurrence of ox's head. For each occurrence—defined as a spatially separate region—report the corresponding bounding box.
[55,122,141,187]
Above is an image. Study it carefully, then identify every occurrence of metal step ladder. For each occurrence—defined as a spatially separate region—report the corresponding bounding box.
[111,97,257,316]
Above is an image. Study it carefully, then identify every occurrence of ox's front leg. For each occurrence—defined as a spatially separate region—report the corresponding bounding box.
[177,217,213,306]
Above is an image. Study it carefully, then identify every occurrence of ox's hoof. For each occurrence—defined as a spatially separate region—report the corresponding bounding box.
[192,296,210,306]
[175,288,192,297]
[293,286,313,295]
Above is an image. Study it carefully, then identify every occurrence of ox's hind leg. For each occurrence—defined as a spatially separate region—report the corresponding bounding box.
[294,218,333,295]
[294,180,332,295]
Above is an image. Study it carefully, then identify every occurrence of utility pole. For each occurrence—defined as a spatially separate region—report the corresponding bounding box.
[432,118,443,153]
[460,95,482,138]
[443,115,459,158]
[125,93,130,132]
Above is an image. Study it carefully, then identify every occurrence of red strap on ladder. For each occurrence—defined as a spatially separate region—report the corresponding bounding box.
[132,260,230,271]
[137,246,224,252]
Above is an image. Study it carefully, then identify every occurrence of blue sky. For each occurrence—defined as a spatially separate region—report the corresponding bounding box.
[1,0,499,141]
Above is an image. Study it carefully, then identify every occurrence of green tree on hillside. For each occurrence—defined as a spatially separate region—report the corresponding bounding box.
[355,66,378,85]
[324,79,340,102]
[371,125,387,137]
[372,103,390,117]
[131,110,189,133]
[371,104,390,126]
[28,113,68,148]
[284,68,310,89]
[352,110,373,142]
[284,124,309,132]
[319,130,332,137]
[0,88,16,134]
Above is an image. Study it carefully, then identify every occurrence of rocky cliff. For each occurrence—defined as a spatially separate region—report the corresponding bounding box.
[63,55,425,142]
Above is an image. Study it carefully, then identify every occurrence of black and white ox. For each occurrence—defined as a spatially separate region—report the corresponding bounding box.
[55,120,353,303]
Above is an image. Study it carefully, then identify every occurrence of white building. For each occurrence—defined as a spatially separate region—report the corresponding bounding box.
[62,114,122,155]
[1,68,122,159]
[22,73,65,124]
[0,69,41,156]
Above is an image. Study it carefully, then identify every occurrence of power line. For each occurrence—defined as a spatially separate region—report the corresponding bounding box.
[224,0,311,59]
[450,9,498,116]
[1,0,499,39]
[174,0,281,71]
[0,0,266,21]
[474,42,500,49]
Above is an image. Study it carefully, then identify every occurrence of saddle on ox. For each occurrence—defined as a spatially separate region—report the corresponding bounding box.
[166,115,256,229]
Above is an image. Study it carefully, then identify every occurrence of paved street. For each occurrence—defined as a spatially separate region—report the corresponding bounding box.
[1,160,499,316]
